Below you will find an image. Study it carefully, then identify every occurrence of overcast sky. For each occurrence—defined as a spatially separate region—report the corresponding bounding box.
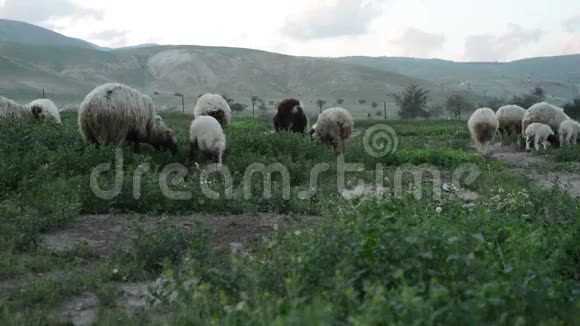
[1,0,579,62]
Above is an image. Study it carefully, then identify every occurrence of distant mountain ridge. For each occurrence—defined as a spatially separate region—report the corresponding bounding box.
[0,19,101,50]
[0,19,578,108]
[335,56,580,100]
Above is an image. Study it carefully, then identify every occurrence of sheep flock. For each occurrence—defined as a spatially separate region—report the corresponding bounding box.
[2,82,577,167]
[468,101,578,155]
[0,83,358,167]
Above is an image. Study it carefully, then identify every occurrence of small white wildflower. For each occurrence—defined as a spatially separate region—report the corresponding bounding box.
[294,230,302,236]
[113,268,119,274]
[435,207,442,214]
[498,188,504,194]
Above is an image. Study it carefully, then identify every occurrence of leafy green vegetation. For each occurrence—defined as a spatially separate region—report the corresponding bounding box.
[0,113,578,324]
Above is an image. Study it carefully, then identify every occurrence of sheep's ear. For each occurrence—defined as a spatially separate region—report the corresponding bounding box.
[31,106,42,119]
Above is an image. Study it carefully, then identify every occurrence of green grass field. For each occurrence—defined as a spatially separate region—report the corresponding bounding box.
[0,113,579,324]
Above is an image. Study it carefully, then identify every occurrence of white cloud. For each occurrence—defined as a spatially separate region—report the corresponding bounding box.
[88,29,128,47]
[393,28,445,57]
[464,24,543,61]
[282,0,385,40]
[0,0,102,25]
[563,14,580,33]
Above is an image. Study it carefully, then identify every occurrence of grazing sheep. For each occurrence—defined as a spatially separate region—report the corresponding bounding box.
[496,104,525,146]
[522,102,570,147]
[0,96,27,120]
[188,116,226,164]
[468,108,498,155]
[79,83,177,154]
[310,107,353,153]
[27,99,62,124]
[273,98,308,133]
[1,96,61,124]
[525,123,554,151]
[194,94,231,127]
[558,119,580,147]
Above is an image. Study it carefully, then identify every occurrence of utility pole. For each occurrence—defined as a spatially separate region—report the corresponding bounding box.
[384,101,387,120]
[251,96,257,119]
[175,93,185,114]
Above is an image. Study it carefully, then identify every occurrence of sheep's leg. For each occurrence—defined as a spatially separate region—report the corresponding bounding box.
[186,142,197,165]
[534,135,541,151]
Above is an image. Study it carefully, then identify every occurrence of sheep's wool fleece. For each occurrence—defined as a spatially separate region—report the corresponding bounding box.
[189,116,226,154]
[194,94,232,123]
[79,83,157,145]
[0,96,27,119]
[28,99,62,124]
[314,107,354,139]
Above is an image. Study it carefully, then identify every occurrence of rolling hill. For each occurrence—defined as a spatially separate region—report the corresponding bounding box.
[0,19,578,112]
[336,56,580,101]
[0,41,444,109]
[0,19,101,50]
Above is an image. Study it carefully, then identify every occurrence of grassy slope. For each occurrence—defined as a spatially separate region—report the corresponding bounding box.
[0,114,578,323]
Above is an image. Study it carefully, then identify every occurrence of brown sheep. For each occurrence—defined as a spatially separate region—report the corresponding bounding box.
[273,98,308,133]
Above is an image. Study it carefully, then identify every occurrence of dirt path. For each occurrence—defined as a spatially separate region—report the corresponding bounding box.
[491,145,580,197]
[4,213,320,325]
[41,213,322,258]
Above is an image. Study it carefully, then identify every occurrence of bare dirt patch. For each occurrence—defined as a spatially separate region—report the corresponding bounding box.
[491,145,580,197]
[41,213,322,258]
[58,292,100,326]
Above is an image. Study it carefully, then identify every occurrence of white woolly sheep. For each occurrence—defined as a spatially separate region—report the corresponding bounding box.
[188,116,226,164]
[525,123,554,151]
[194,93,232,127]
[310,107,354,153]
[496,104,525,146]
[1,96,61,124]
[26,99,62,124]
[0,96,27,120]
[522,102,569,146]
[78,83,177,154]
[468,108,498,155]
[558,119,580,147]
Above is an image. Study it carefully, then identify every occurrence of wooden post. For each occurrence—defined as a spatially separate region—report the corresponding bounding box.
[384,101,387,120]
[42,88,45,98]
[252,98,255,119]
[181,95,185,115]
[175,93,185,114]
